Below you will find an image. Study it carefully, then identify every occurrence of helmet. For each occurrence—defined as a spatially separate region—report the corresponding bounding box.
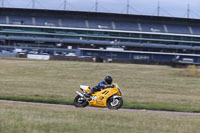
[104,76,112,85]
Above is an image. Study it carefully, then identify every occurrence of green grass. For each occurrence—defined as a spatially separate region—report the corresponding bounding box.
[0,95,72,105]
[0,58,200,112]
[0,101,200,133]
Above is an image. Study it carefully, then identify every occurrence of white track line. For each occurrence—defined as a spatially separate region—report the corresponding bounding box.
[0,100,200,115]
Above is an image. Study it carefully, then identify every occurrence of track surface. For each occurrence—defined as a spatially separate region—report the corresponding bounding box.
[0,100,200,115]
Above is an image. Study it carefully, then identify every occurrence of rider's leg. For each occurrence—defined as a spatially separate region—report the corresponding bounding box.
[84,88,94,97]
[84,87,98,97]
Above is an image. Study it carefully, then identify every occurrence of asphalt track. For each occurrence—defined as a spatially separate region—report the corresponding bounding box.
[0,100,200,115]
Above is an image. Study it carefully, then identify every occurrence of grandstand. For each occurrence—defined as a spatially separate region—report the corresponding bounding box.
[0,7,200,64]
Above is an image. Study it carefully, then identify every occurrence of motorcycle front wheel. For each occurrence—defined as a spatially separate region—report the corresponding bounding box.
[107,96,123,110]
[74,95,88,107]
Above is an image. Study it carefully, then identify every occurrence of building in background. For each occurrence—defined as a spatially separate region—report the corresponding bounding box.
[0,7,200,64]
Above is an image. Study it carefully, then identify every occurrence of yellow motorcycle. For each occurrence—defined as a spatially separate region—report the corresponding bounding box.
[74,83,123,109]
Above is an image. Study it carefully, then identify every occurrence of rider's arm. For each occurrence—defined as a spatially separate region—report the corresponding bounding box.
[93,81,106,91]
[97,81,106,88]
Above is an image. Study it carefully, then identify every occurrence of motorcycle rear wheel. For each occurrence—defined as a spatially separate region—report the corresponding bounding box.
[107,96,123,110]
[74,95,88,107]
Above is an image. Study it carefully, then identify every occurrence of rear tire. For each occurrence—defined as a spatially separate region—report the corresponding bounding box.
[74,95,88,107]
[107,96,123,110]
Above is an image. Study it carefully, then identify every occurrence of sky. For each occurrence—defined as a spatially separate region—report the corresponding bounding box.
[1,0,200,19]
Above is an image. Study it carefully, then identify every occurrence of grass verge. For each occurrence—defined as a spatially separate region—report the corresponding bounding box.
[0,95,73,105]
[1,101,200,133]
[123,102,200,113]
[0,58,200,112]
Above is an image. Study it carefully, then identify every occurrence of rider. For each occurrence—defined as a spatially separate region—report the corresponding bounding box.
[84,76,113,97]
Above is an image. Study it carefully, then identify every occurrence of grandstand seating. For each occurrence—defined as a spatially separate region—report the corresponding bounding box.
[87,18,113,29]
[9,15,33,25]
[0,16,6,24]
[62,16,86,28]
[166,24,190,34]
[191,26,200,35]
[35,16,59,27]
[1,9,200,36]
[140,22,165,33]
[115,20,139,31]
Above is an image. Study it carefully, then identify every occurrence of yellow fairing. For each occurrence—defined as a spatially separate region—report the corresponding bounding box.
[84,88,91,93]
[89,83,121,107]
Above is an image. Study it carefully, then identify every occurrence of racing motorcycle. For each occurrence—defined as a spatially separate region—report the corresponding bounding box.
[74,83,123,109]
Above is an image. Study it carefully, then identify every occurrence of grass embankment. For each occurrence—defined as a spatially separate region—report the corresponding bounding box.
[0,58,200,112]
[0,101,200,133]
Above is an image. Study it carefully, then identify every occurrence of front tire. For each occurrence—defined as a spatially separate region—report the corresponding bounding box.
[107,96,123,109]
[74,95,88,107]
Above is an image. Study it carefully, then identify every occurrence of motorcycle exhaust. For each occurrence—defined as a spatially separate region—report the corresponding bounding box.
[76,91,84,97]
[76,91,90,102]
